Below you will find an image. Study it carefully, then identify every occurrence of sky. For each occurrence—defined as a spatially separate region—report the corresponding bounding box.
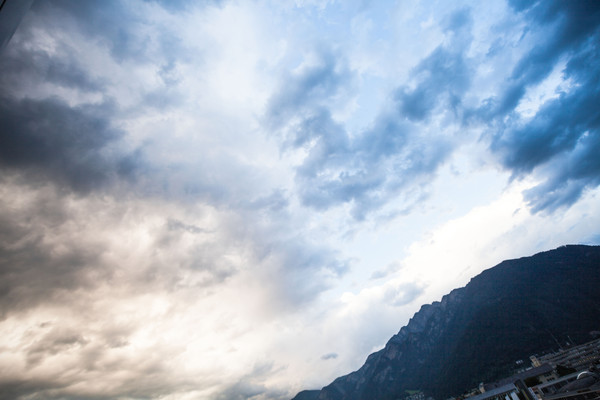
[0,0,599,399]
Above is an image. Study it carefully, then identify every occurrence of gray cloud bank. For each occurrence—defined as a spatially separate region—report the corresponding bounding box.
[479,0,600,212]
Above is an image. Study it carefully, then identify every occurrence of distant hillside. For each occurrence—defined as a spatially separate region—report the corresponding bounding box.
[293,245,600,400]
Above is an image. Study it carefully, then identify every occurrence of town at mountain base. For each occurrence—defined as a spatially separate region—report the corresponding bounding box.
[293,245,600,400]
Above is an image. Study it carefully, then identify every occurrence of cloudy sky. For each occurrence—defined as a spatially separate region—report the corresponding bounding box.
[0,0,599,399]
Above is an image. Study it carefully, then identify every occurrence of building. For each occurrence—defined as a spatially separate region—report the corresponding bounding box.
[484,364,558,393]
[542,371,600,400]
[531,339,600,371]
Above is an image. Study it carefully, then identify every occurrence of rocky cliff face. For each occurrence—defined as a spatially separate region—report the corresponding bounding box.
[293,245,600,400]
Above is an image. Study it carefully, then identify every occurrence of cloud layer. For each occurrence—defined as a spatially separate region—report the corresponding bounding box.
[0,0,599,399]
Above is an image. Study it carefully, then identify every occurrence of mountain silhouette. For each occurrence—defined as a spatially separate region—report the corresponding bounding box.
[293,245,600,400]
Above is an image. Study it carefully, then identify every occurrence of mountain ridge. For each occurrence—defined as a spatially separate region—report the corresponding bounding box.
[293,244,600,400]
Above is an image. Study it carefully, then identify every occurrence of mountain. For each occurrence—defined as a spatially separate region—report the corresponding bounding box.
[293,245,600,400]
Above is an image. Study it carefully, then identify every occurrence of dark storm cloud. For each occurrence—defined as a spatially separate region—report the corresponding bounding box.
[475,0,600,119]
[490,42,600,175]
[4,0,271,208]
[484,1,600,212]
[521,128,600,213]
[0,96,137,192]
[0,1,148,195]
